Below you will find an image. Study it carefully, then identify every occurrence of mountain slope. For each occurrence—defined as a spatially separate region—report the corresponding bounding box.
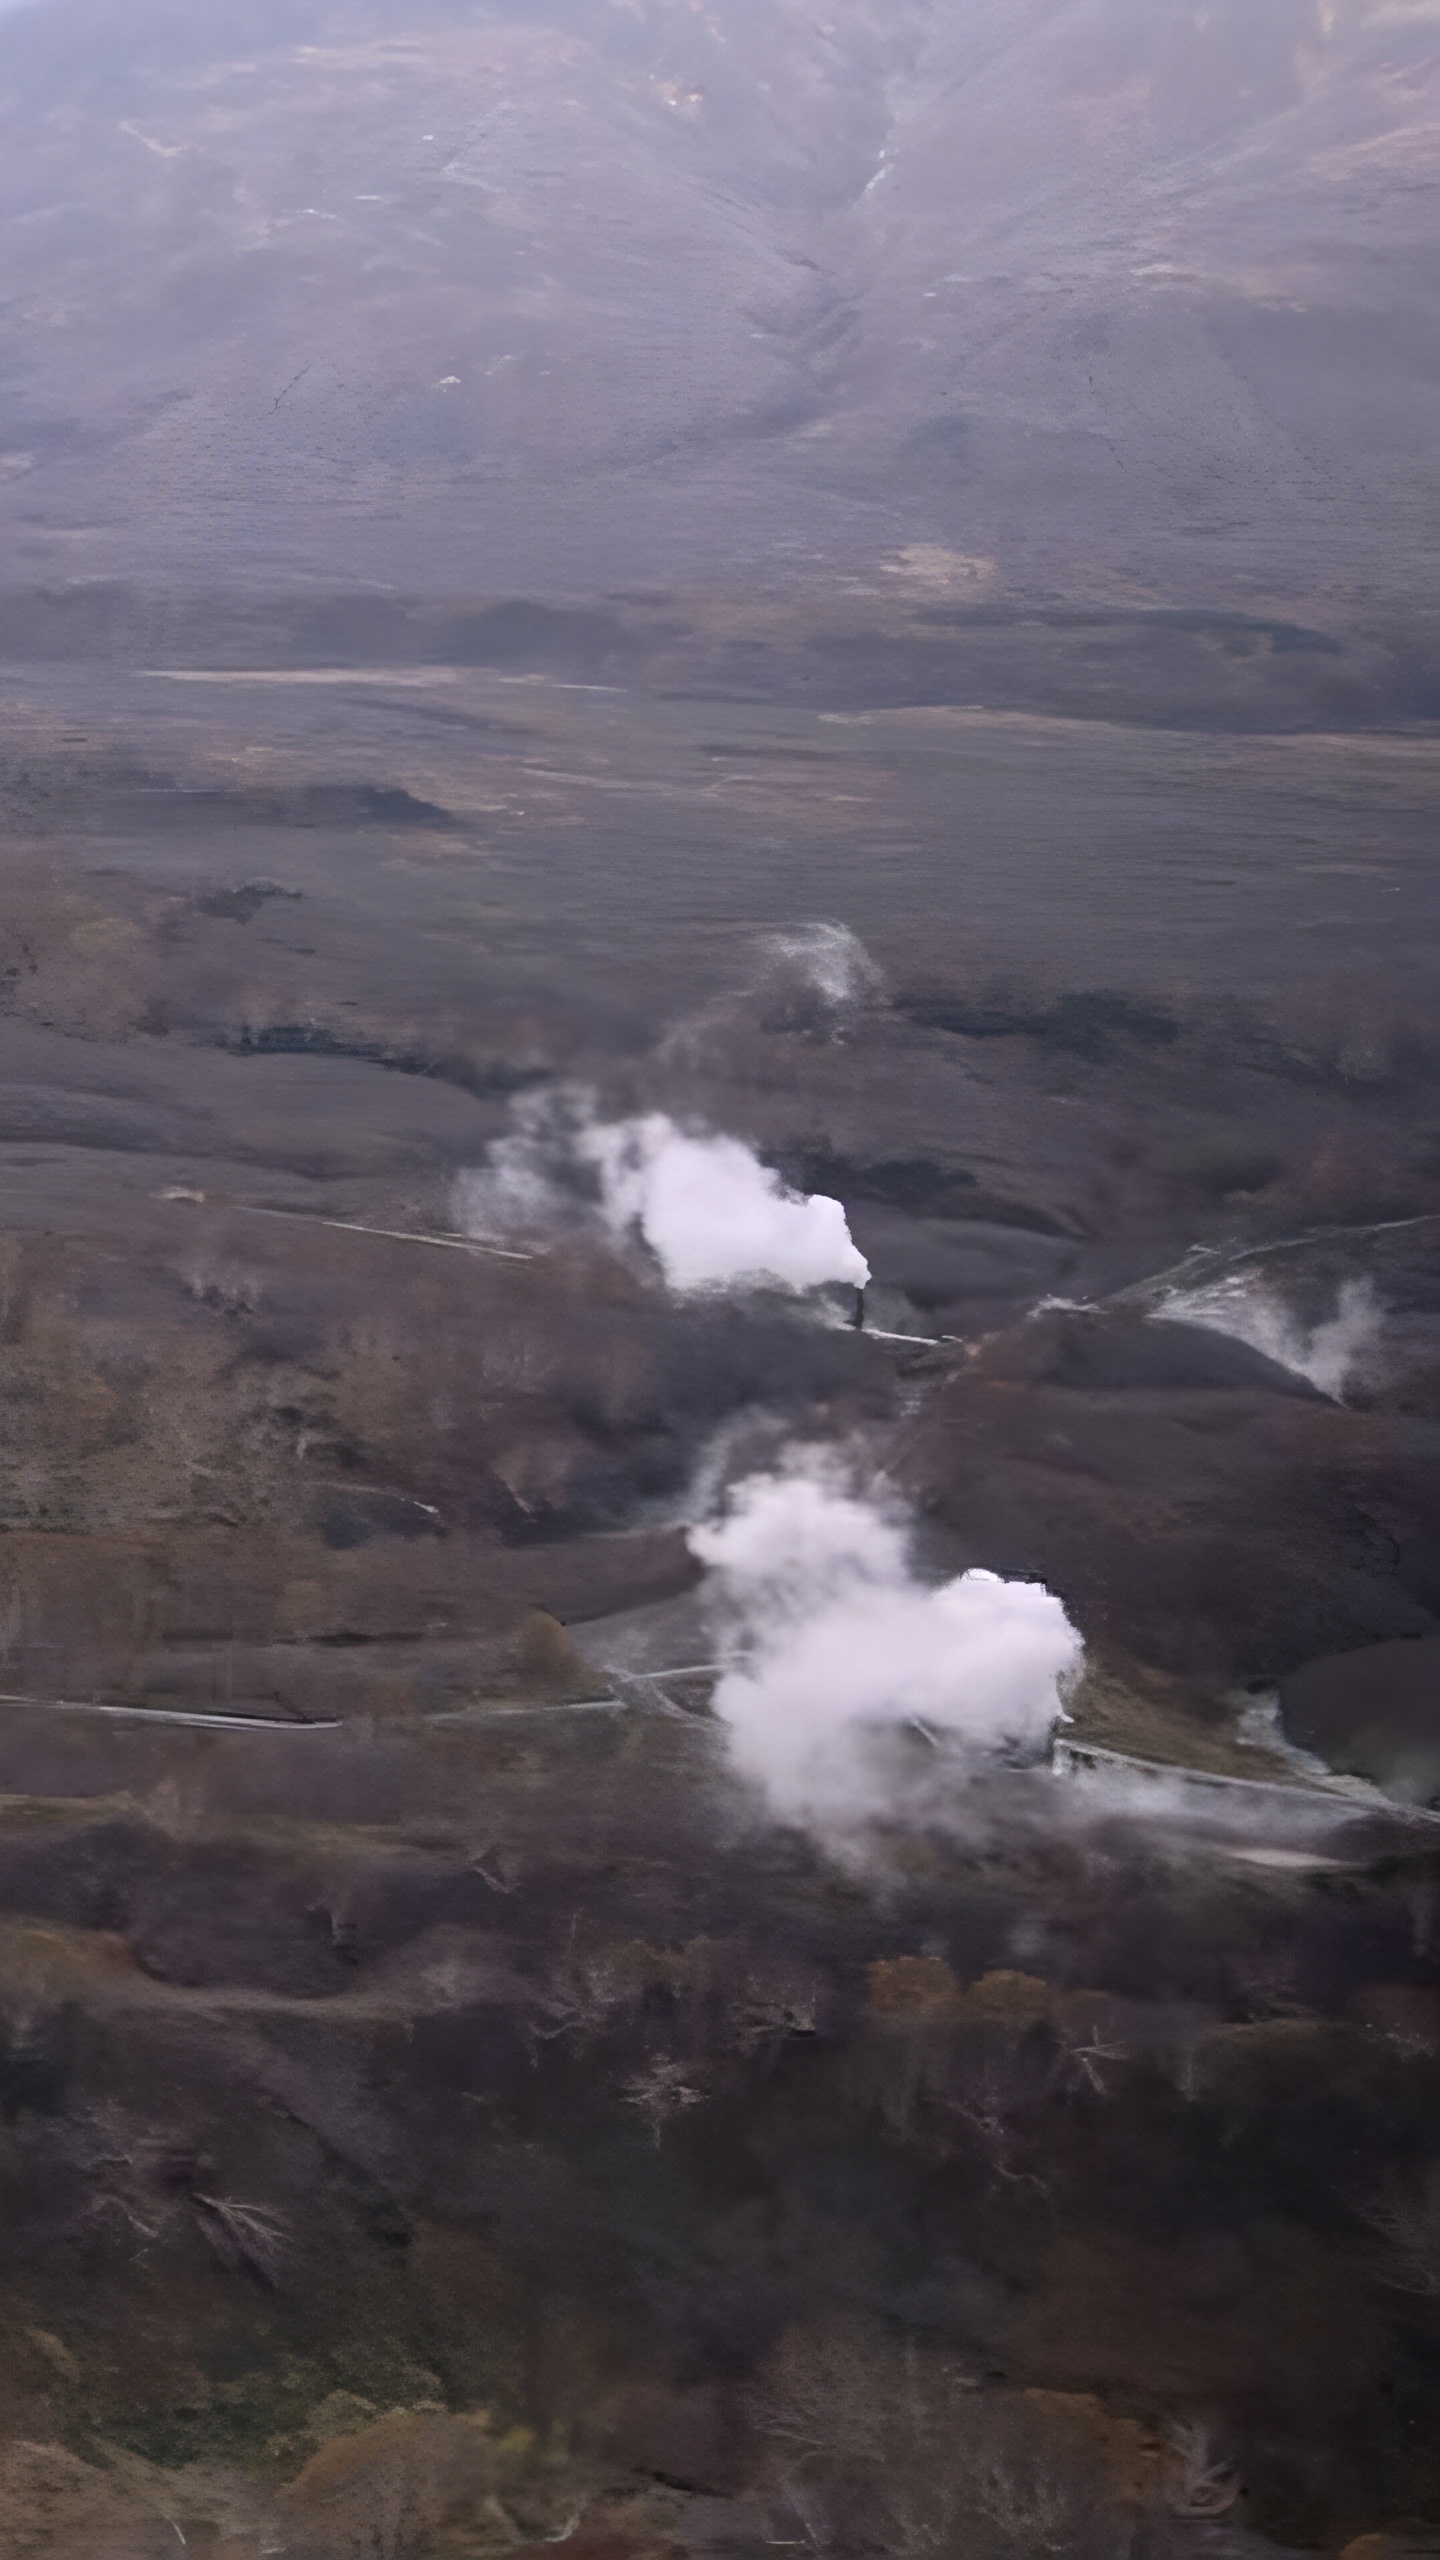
[0,0,1436,604]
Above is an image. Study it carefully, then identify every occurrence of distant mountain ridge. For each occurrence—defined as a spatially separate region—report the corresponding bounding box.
[0,0,1436,615]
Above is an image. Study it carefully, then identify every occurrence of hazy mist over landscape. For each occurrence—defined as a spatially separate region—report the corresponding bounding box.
[2,0,1439,622]
[0,5,1438,2556]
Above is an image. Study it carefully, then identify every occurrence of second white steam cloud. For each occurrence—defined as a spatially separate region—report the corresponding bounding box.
[689,1458,1082,1827]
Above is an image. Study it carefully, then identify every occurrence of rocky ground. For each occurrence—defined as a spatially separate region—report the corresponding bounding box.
[0,670,1435,2554]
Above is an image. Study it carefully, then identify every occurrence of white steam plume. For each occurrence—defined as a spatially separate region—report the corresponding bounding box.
[581,1113,868,1295]
[455,1091,869,1298]
[688,1458,1081,1826]
[1153,1273,1379,1399]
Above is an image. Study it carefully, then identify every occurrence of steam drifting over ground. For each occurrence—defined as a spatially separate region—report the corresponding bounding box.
[688,1456,1082,1827]
[455,1092,868,1297]
[1153,1273,1380,1399]
[659,920,883,1070]
[756,920,882,1009]
[454,926,879,1292]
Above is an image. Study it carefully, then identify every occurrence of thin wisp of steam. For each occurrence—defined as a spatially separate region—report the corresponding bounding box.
[1153,1273,1379,1399]
[760,921,882,1009]
[689,1456,1082,1827]
[454,1085,591,1241]
[659,919,882,1069]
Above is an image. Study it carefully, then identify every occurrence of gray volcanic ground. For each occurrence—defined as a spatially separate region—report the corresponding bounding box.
[0,5,1438,2559]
